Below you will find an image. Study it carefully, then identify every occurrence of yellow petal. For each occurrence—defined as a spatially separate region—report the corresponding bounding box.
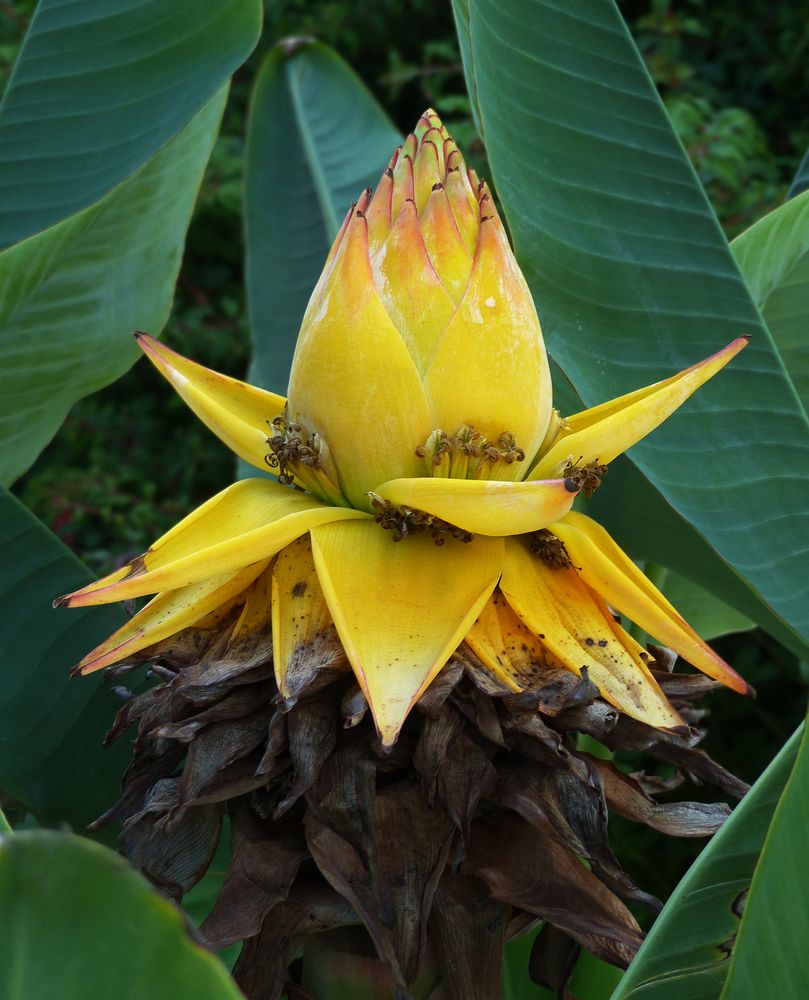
[371,198,455,375]
[311,521,504,745]
[531,338,748,479]
[550,512,749,693]
[272,535,346,700]
[465,590,562,692]
[136,333,284,471]
[419,183,474,304]
[73,561,269,674]
[288,209,433,509]
[425,210,552,477]
[56,479,369,607]
[372,476,579,536]
[500,540,682,728]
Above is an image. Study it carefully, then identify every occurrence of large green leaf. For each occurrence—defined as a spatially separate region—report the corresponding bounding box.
[610,724,804,1000]
[0,89,227,487]
[245,41,400,394]
[454,0,809,649]
[720,709,809,998]
[0,830,243,999]
[732,190,809,413]
[0,0,261,250]
[0,488,128,832]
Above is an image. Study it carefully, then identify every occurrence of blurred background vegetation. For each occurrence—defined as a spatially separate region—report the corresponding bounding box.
[3,0,808,914]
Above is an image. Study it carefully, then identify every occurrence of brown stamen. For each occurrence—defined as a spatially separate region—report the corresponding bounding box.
[529,530,572,569]
[563,459,608,499]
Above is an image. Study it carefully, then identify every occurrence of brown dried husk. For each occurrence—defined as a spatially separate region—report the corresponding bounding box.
[95,612,746,1000]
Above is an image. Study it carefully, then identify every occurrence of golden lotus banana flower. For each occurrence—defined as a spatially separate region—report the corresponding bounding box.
[57,109,749,748]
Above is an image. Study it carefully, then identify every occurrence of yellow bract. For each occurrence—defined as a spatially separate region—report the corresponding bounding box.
[425,205,553,476]
[531,337,747,479]
[74,562,270,675]
[288,211,433,509]
[57,479,368,606]
[311,521,503,745]
[136,333,285,472]
[373,476,577,536]
[500,542,682,729]
[550,512,749,693]
[59,110,749,747]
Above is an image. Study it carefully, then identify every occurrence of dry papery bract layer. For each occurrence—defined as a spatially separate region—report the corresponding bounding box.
[96,613,744,999]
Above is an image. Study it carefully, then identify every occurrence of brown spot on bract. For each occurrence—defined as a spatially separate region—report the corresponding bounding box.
[122,553,148,580]
[291,581,307,598]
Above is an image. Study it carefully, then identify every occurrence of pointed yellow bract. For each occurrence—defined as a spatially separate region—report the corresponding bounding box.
[444,162,479,254]
[413,134,442,211]
[136,334,285,472]
[419,185,473,304]
[466,591,561,693]
[365,151,395,249]
[532,338,748,479]
[74,562,269,674]
[500,540,682,729]
[272,535,345,700]
[372,477,578,536]
[550,512,749,693]
[370,199,455,375]
[57,480,369,606]
[311,521,503,745]
[425,210,553,476]
[288,211,433,509]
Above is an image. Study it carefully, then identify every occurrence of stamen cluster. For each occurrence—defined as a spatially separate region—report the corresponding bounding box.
[529,529,572,568]
[563,459,609,498]
[264,411,346,506]
[265,413,321,486]
[369,494,473,545]
[416,425,526,480]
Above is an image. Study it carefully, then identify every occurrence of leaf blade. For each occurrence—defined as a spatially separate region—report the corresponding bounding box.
[0,89,227,486]
[0,830,243,999]
[720,710,809,999]
[0,488,128,832]
[0,0,261,249]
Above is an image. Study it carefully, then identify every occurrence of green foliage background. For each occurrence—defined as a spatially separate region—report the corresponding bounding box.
[2,0,807,988]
